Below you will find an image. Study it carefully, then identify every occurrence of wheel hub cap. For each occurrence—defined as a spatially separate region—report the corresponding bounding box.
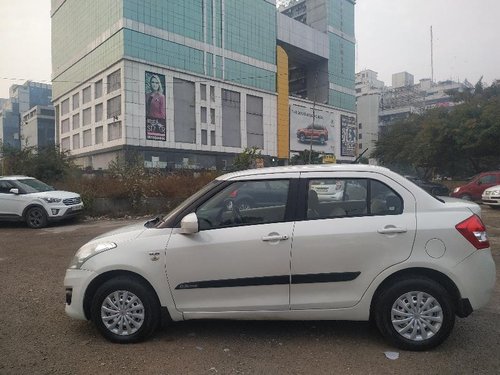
[391,291,443,341]
[101,290,145,336]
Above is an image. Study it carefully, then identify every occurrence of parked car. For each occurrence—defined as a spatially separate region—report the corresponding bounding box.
[404,176,450,196]
[481,185,500,209]
[296,124,328,144]
[0,175,83,228]
[64,165,495,351]
[451,171,500,201]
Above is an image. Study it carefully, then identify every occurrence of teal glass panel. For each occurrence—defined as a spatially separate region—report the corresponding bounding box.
[225,59,275,92]
[329,90,356,112]
[123,0,204,42]
[123,30,204,75]
[207,53,214,77]
[328,0,355,37]
[224,0,276,64]
[216,56,223,79]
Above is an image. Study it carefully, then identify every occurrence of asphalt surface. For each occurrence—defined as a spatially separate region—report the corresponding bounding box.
[0,208,499,375]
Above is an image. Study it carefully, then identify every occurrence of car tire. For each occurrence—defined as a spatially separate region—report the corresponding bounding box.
[319,135,325,144]
[91,276,160,343]
[374,277,455,351]
[26,206,48,229]
[299,133,306,142]
[460,194,472,201]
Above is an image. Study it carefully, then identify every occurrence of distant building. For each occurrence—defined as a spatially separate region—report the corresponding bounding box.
[0,81,52,150]
[51,0,357,170]
[356,69,469,158]
[21,105,56,150]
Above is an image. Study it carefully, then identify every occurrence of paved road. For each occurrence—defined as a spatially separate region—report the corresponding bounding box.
[1,209,499,375]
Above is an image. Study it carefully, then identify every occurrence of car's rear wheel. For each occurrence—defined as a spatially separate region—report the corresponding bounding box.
[374,277,455,351]
[26,206,48,228]
[91,276,160,343]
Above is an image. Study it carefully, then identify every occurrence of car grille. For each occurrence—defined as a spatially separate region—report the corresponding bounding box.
[63,197,81,206]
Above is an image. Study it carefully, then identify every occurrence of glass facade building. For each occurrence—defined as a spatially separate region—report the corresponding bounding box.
[51,0,356,169]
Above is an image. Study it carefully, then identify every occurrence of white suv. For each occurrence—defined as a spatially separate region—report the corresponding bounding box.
[0,175,83,228]
[64,165,495,350]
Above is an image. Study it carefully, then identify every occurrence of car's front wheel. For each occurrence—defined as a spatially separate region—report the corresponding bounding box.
[26,206,48,228]
[374,277,455,351]
[91,276,160,343]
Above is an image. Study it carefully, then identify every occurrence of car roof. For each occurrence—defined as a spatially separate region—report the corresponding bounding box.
[218,164,396,181]
[0,175,33,180]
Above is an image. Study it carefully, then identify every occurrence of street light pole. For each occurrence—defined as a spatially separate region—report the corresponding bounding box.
[308,69,319,164]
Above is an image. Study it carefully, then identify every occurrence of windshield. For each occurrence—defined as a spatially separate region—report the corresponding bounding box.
[157,179,223,228]
[14,179,54,193]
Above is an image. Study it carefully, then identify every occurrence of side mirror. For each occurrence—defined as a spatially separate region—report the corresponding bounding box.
[180,212,199,234]
[9,188,19,195]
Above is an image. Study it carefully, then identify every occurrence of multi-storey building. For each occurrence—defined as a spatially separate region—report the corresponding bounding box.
[51,0,357,170]
[356,69,471,158]
[21,106,56,150]
[0,81,52,149]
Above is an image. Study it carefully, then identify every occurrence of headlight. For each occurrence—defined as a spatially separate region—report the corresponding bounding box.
[453,187,461,193]
[42,197,62,203]
[68,242,117,269]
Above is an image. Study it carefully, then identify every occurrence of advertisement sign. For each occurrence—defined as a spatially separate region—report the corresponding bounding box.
[340,115,357,157]
[289,104,336,154]
[145,71,166,141]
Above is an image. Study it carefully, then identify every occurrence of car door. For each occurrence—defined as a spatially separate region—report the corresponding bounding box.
[0,180,23,216]
[165,175,298,313]
[290,172,417,309]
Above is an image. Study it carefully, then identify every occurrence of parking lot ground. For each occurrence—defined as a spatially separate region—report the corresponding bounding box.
[1,209,499,375]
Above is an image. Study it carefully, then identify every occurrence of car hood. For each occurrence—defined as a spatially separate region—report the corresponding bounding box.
[483,185,500,193]
[29,190,80,199]
[92,222,148,243]
[440,196,482,216]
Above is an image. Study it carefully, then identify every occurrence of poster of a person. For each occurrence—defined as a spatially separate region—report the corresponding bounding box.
[145,72,167,141]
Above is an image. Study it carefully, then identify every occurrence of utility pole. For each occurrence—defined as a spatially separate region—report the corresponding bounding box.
[430,26,434,83]
[308,69,319,164]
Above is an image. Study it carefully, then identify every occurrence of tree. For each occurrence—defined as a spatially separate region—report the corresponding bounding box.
[232,147,262,171]
[289,149,322,165]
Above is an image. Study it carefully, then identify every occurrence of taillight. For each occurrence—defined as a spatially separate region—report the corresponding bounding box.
[455,215,490,250]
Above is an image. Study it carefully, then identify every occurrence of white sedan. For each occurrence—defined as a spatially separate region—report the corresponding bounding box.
[64,165,496,351]
[482,184,500,208]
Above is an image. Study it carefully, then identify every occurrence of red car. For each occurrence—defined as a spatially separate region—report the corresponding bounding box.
[297,124,328,144]
[451,171,500,201]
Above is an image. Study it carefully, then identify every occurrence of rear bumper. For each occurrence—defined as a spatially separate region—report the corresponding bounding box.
[452,249,496,311]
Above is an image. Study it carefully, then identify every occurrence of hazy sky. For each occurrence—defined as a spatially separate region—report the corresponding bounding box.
[0,0,499,98]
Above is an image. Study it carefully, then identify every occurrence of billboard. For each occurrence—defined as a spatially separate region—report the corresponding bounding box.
[340,115,357,157]
[145,71,166,141]
[289,104,336,155]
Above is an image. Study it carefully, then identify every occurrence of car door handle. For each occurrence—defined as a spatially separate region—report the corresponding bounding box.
[262,234,289,242]
[377,226,407,234]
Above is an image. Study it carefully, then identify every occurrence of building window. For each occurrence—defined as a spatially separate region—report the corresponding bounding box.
[95,126,103,144]
[82,86,91,104]
[210,108,216,125]
[108,121,122,141]
[95,103,103,122]
[61,118,70,133]
[211,130,216,146]
[72,93,79,110]
[107,96,121,119]
[359,123,362,129]
[359,143,363,149]
[95,80,103,99]
[73,133,80,149]
[200,84,207,101]
[72,113,80,130]
[82,108,91,126]
[107,69,121,94]
[61,136,70,151]
[358,133,362,139]
[83,129,92,147]
[210,86,215,102]
[201,129,208,145]
[61,99,70,116]
[201,107,207,123]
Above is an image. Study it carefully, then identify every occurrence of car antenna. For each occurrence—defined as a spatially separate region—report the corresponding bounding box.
[352,148,369,164]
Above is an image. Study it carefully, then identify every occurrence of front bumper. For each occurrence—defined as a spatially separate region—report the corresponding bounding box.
[47,203,84,221]
[64,268,95,320]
